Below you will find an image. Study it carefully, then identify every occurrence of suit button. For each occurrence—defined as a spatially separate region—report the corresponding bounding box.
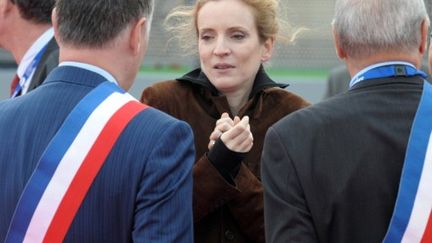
[224,230,235,241]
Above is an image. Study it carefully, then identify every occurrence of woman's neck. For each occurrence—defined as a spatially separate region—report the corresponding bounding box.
[224,82,254,116]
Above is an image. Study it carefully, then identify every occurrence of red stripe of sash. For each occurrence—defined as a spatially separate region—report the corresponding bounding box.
[421,211,432,243]
[43,101,147,243]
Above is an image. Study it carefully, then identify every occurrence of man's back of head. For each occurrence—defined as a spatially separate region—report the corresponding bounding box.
[55,0,153,48]
[53,0,154,90]
[333,0,429,66]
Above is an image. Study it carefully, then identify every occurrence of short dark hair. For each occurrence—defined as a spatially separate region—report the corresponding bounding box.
[55,0,154,48]
[11,0,55,24]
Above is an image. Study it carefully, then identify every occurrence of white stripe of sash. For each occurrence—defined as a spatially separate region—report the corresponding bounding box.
[401,132,432,243]
[23,92,134,243]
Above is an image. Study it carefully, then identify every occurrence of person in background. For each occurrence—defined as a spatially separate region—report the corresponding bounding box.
[323,64,350,98]
[0,0,58,97]
[141,0,308,242]
[0,0,195,242]
[261,0,431,242]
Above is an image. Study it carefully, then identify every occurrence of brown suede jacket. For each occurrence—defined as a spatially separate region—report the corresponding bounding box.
[141,68,309,243]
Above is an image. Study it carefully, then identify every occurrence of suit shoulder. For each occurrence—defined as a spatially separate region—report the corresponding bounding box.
[272,94,353,132]
[263,87,310,109]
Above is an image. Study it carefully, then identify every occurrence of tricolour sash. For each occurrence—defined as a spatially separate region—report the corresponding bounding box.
[383,81,432,243]
[5,81,148,243]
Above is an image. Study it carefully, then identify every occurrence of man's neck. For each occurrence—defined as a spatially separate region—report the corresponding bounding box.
[5,23,51,64]
[346,52,422,78]
[59,47,134,91]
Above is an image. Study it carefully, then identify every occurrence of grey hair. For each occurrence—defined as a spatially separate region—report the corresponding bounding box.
[56,0,154,48]
[333,0,429,59]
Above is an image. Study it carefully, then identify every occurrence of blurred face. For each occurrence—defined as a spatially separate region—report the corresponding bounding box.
[197,0,274,94]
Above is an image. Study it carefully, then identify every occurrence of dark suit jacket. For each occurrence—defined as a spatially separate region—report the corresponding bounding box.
[0,66,195,242]
[27,37,59,92]
[262,75,427,243]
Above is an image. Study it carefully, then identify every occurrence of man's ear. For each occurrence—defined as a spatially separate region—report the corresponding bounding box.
[51,7,60,43]
[129,17,148,55]
[0,0,17,19]
[419,18,429,55]
[332,25,347,60]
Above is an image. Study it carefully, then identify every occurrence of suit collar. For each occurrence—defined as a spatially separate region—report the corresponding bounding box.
[351,75,427,91]
[27,38,59,92]
[43,65,108,88]
[39,38,59,63]
[17,28,54,79]
[59,62,118,85]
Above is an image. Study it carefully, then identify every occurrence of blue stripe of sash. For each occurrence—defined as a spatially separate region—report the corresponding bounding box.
[383,81,432,242]
[5,81,123,243]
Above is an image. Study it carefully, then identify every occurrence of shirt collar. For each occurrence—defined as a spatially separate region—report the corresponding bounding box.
[17,28,54,79]
[59,61,118,85]
[349,61,416,88]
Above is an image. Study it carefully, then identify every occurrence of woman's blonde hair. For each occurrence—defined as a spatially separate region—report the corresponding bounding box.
[164,0,299,55]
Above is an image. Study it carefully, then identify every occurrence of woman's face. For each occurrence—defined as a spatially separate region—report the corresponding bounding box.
[197,0,274,94]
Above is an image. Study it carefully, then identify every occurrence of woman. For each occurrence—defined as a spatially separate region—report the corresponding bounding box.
[141,0,309,242]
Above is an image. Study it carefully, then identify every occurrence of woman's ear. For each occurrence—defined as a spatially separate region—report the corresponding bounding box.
[261,37,275,63]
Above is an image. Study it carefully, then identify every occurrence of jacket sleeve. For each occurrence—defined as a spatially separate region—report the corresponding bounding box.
[261,127,318,242]
[132,120,195,242]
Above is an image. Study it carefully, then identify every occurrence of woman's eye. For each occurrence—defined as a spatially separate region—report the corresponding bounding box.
[200,34,213,41]
[232,33,246,40]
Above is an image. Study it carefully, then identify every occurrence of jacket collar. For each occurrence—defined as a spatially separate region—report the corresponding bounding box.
[176,66,288,98]
[42,65,108,88]
[351,74,427,91]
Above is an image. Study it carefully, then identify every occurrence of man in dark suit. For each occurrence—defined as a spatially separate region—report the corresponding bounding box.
[0,0,58,97]
[323,64,351,98]
[0,0,195,242]
[261,0,430,242]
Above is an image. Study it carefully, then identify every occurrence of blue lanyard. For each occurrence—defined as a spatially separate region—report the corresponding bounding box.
[11,44,49,97]
[350,64,428,89]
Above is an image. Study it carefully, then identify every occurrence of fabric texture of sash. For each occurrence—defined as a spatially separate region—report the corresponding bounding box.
[5,81,148,243]
[383,81,432,243]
